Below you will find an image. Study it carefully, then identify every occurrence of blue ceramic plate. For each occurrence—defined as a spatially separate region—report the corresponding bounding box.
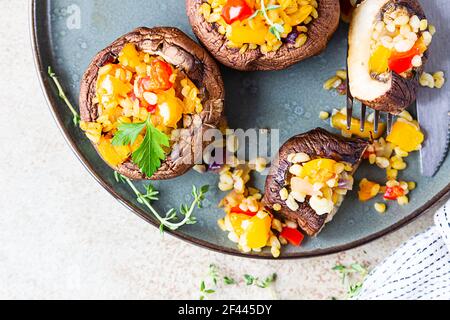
[31,0,450,258]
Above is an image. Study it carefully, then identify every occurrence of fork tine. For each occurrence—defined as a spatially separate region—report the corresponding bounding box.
[360,104,367,132]
[347,95,353,130]
[346,46,353,130]
[374,110,380,134]
[387,114,394,134]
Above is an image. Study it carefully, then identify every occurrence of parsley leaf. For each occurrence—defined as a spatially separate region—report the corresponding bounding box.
[112,116,169,178]
[132,119,169,177]
[112,121,146,146]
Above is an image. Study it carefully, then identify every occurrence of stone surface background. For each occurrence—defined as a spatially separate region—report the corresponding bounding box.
[0,0,437,299]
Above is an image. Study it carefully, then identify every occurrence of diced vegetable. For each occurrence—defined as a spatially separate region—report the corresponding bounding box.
[229,213,251,235]
[388,41,427,74]
[230,206,257,216]
[229,23,267,45]
[383,185,405,200]
[97,137,131,167]
[280,227,304,246]
[386,119,424,152]
[370,46,391,74]
[244,214,272,249]
[331,111,385,139]
[300,158,337,184]
[140,59,173,92]
[157,89,184,128]
[358,178,380,202]
[221,0,255,25]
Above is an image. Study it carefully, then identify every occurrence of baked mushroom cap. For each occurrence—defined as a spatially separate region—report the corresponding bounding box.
[348,0,427,114]
[79,27,225,180]
[262,128,368,236]
[186,0,341,71]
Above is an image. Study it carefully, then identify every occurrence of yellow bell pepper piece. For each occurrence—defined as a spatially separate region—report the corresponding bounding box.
[358,178,380,202]
[386,119,424,152]
[369,46,391,74]
[98,137,131,167]
[229,23,267,45]
[331,111,386,139]
[157,89,184,128]
[118,43,141,70]
[300,158,337,183]
[229,213,251,236]
[244,214,272,249]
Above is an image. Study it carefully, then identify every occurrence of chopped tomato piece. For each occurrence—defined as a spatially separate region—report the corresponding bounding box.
[221,0,255,25]
[140,59,173,92]
[280,227,304,246]
[146,105,157,114]
[230,206,257,216]
[384,185,405,200]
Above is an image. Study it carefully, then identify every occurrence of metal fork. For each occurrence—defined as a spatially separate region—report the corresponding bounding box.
[346,74,395,135]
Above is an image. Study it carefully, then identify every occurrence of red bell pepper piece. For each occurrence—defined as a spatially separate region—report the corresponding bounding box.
[383,185,405,200]
[280,227,304,246]
[388,42,425,74]
[221,0,254,25]
[230,206,257,216]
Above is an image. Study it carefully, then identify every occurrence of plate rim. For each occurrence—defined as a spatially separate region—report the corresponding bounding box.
[29,0,450,260]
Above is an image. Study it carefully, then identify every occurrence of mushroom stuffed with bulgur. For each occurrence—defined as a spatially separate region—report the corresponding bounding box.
[186,0,341,71]
[348,0,433,114]
[263,128,368,236]
[79,27,225,180]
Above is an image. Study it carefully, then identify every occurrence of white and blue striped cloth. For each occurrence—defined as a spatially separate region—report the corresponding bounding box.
[357,200,450,300]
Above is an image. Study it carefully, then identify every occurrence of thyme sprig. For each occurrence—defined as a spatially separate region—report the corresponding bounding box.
[249,1,284,40]
[333,263,368,299]
[115,172,209,233]
[48,67,81,126]
[198,264,277,300]
[244,273,277,288]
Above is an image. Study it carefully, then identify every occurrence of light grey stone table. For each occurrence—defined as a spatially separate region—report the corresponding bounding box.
[0,0,436,300]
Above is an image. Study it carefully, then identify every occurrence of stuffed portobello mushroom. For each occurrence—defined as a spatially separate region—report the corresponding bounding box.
[79,27,225,180]
[263,128,368,236]
[187,0,341,71]
[348,0,433,114]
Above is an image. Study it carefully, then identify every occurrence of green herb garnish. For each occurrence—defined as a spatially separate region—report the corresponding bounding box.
[115,173,208,232]
[208,264,220,285]
[112,117,169,178]
[199,281,216,300]
[249,1,284,41]
[244,273,277,288]
[333,263,368,299]
[48,66,81,126]
[223,276,236,285]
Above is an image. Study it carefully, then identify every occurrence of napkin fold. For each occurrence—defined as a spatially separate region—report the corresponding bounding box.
[356,199,450,300]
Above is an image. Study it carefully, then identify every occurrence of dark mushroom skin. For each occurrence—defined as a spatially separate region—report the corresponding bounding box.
[186,0,341,71]
[262,128,368,236]
[79,27,225,180]
[349,0,428,114]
